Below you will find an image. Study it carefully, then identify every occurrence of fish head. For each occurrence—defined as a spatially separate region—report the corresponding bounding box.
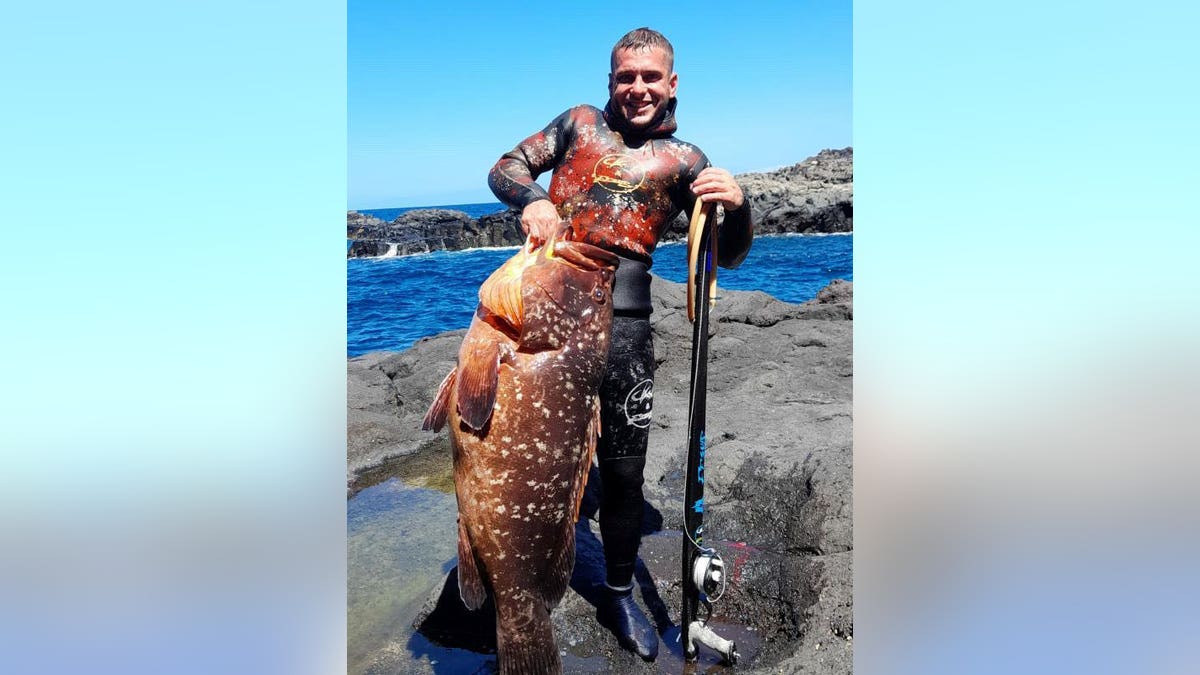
[518,237,619,352]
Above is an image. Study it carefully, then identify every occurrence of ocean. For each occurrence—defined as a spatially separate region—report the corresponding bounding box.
[348,202,852,357]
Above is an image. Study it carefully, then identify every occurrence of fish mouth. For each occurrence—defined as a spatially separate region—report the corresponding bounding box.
[550,239,620,273]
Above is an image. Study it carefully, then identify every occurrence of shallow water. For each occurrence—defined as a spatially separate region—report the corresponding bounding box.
[347,477,459,674]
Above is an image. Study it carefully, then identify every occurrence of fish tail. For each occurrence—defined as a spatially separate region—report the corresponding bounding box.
[496,599,561,675]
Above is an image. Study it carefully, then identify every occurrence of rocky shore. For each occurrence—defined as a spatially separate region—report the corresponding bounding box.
[347,277,852,673]
[347,148,852,258]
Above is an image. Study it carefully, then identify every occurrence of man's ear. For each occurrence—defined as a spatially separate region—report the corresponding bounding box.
[669,71,678,98]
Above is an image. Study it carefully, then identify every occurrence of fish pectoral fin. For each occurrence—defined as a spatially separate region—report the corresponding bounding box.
[456,519,487,610]
[457,337,500,431]
[421,367,457,432]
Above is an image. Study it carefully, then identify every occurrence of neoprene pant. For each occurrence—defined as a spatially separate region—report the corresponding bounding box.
[596,313,655,588]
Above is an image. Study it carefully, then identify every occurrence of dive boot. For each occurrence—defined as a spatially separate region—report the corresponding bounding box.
[598,583,659,661]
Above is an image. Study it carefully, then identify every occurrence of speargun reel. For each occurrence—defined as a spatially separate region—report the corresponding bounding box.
[684,546,739,664]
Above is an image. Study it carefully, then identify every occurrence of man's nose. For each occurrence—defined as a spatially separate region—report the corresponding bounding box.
[631,77,647,94]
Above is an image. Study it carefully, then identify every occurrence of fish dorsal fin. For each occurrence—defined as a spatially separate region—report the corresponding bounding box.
[456,333,500,431]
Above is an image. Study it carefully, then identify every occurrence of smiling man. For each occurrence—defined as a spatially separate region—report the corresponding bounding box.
[487,27,753,662]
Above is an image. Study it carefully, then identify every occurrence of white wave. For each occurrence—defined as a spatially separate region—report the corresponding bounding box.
[454,244,523,254]
[771,231,853,238]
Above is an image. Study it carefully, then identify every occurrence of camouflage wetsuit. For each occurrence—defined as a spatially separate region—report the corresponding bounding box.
[488,100,753,588]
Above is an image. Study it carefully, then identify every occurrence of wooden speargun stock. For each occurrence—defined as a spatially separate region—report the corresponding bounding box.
[687,200,718,323]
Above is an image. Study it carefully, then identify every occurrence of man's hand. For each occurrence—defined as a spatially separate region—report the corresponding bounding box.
[520,199,562,244]
[690,167,745,212]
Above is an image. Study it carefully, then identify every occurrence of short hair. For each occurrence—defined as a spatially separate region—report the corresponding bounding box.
[610,27,674,72]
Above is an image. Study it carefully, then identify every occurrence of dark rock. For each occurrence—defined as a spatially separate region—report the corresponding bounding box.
[346,208,525,258]
[347,210,388,239]
[347,240,390,258]
[737,148,853,236]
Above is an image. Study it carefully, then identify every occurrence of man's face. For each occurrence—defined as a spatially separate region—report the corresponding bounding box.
[608,46,678,130]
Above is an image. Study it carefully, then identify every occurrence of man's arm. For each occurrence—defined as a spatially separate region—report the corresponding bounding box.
[488,108,574,243]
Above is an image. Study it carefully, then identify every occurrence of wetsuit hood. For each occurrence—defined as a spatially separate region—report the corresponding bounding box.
[603,97,678,141]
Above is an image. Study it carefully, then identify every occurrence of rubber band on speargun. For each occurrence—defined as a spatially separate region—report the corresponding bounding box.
[687,200,718,323]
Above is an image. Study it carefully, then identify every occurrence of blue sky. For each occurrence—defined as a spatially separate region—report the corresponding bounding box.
[348,1,851,208]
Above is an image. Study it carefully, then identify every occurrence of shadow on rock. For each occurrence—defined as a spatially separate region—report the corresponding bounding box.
[410,566,497,654]
[571,465,671,636]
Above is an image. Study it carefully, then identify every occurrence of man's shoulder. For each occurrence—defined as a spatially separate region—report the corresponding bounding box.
[565,104,603,120]
[660,136,708,167]
[546,104,603,130]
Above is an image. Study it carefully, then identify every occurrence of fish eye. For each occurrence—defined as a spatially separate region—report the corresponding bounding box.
[592,287,606,303]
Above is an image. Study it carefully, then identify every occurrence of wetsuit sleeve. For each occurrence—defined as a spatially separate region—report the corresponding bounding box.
[487,109,574,210]
[677,153,754,270]
[717,198,754,270]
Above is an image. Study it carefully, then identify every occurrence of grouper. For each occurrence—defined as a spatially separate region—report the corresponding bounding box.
[422,230,619,674]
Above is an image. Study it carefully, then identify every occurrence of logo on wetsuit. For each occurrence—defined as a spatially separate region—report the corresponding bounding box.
[623,378,653,428]
[592,154,645,194]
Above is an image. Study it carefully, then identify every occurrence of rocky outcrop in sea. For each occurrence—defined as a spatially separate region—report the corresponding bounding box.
[347,209,525,258]
[347,148,853,258]
[347,277,853,673]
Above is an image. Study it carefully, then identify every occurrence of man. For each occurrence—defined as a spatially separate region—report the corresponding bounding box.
[487,27,753,662]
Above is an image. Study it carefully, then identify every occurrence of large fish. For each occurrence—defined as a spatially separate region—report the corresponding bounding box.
[422,231,619,674]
